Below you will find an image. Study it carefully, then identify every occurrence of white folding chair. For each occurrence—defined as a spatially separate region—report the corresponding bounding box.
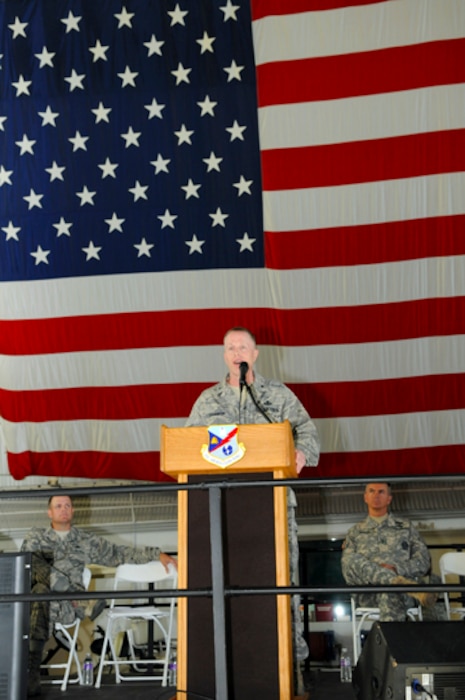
[439,551,465,620]
[351,596,422,664]
[41,566,92,691]
[95,561,177,688]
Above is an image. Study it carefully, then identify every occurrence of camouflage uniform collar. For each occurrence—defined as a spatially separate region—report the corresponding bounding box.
[49,524,77,537]
[223,370,264,387]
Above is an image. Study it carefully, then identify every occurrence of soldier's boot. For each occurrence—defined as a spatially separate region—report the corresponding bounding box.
[27,641,44,697]
[391,576,437,608]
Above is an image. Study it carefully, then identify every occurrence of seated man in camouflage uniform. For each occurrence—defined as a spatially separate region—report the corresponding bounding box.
[341,482,436,621]
[21,493,177,697]
[185,326,321,693]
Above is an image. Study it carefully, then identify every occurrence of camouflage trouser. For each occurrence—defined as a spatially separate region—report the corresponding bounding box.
[354,573,447,622]
[353,591,418,621]
[30,582,81,641]
[288,490,309,663]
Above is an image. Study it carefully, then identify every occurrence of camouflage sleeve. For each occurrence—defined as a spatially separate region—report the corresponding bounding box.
[341,527,397,586]
[85,532,161,567]
[396,523,431,579]
[285,389,320,467]
[20,528,53,586]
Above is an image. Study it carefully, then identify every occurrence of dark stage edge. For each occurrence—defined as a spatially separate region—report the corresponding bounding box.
[36,669,356,700]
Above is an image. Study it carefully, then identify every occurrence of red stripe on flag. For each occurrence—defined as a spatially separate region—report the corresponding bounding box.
[2,296,465,357]
[265,216,465,269]
[251,0,389,20]
[261,130,465,190]
[256,39,465,106]
[310,445,465,478]
[7,443,465,484]
[7,450,171,483]
[3,373,465,423]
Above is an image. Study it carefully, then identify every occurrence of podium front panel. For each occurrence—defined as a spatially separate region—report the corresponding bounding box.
[186,473,280,700]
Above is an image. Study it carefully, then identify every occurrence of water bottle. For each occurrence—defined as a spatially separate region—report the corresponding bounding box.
[340,647,352,683]
[168,659,177,686]
[82,653,93,686]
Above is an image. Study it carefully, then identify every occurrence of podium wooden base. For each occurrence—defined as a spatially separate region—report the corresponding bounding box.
[160,422,297,700]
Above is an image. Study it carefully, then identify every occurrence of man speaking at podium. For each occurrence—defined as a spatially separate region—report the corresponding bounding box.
[185,326,320,691]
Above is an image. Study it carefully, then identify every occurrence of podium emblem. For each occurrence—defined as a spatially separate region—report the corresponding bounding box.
[201,424,246,468]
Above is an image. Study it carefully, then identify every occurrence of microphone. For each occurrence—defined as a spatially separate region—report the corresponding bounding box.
[239,361,248,387]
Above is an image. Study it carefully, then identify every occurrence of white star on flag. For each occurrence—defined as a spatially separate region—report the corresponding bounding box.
[30,245,50,265]
[145,98,165,120]
[114,6,134,29]
[118,66,138,88]
[236,232,255,252]
[2,221,20,241]
[121,127,141,148]
[68,131,89,152]
[185,234,205,254]
[89,40,109,62]
[150,154,170,174]
[209,207,229,227]
[134,238,154,257]
[0,165,13,186]
[8,16,28,38]
[53,217,73,237]
[198,95,217,117]
[129,181,148,201]
[105,213,125,233]
[98,158,118,179]
[174,124,194,145]
[35,46,56,68]
[23,189,44,210]
[61,11,82,33]
[38,106,59,126]
[12,74,32,96]
[82,241,102,260]
[65,69,85,91]
[219,1,240,22]
[45,162,66,182]
[233,176,253,196]
[92,102,112,123]
[171,63,192,86]
[15,134,36,155]
[158,209,178,229]
[168,4,189,27]
[76,186,97,206]
[144,35,164,57]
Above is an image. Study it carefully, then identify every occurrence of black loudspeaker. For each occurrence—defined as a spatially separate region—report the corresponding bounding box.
[353,621,465,700]
[0,552,31,700]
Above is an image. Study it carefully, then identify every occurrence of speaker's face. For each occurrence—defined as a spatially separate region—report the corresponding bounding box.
[364,483,392,517]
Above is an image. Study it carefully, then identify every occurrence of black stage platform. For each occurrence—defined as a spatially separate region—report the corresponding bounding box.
[38,668,356,700]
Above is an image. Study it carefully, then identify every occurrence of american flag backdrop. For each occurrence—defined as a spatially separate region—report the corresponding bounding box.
[0,0,464,483]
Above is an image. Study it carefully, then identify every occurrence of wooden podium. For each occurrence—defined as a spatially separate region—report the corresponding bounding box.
[160,421,297,700]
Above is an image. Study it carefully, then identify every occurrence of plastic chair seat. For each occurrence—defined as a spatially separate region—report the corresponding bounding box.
[95,561,177,688]
[439,551,465,620]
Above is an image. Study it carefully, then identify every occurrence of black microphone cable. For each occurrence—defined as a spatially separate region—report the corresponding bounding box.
[238,362,248,423]
[238,361,275,425]
[246,382,274,424]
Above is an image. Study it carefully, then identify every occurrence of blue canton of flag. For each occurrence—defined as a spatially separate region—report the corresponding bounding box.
[0,0,264,282]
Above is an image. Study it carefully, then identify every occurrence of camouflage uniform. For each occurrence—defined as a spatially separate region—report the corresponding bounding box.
[341,514,431,621]
[21,526,162,641]
[186,372,320,664]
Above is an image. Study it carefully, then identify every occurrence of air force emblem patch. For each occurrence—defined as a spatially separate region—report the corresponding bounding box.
[201,424,246,468]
